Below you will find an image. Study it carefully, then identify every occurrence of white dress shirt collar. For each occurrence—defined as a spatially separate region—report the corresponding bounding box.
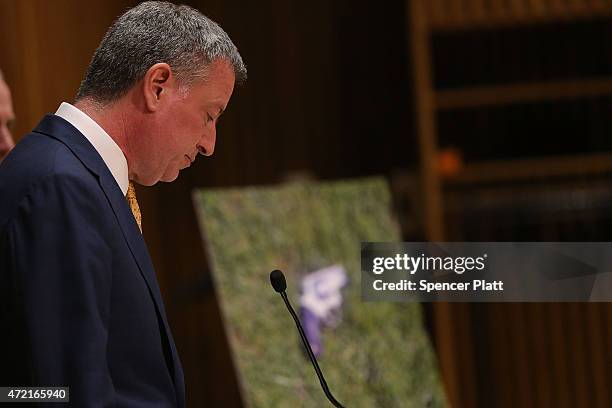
[55,102,129,195]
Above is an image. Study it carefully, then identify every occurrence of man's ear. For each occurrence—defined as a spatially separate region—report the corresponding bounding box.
[142,63,173,112]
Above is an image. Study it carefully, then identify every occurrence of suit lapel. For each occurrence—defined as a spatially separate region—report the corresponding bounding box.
[99,174,186,403]
[33,115,184,404]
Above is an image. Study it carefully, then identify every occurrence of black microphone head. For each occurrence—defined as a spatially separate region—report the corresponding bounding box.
[270,269,287,293]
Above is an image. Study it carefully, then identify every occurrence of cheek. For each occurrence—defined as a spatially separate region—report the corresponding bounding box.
[162,95,204,150]
[180,102,206,135]
[170,111,201,149]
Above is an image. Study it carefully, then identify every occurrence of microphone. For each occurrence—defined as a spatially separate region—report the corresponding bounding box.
[269,270,346,408]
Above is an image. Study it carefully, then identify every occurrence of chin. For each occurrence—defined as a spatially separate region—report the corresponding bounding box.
[140,179,159,186]
[131,174,158,187]
[134,169,176,186]
[159,169,180,183]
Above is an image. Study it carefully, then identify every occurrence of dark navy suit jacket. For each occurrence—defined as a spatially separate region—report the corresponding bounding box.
[0,115,185,407]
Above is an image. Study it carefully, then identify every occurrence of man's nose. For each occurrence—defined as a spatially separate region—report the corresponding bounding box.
[197,126,216,157]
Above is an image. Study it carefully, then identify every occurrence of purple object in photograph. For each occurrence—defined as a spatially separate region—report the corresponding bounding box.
[299,265,349,358]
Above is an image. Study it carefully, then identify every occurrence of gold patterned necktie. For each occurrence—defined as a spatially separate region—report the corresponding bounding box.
[126,181,142,232]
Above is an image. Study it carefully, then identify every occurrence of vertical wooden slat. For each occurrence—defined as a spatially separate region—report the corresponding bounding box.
[548,0,567,14]
[488,0,509,19]
[448,0,466,26]
[510,304,534,408]
[469,0,487,20]
[428,0,448,28]
[431,303,460,407]
[410,0,445,242]
[528,0,547,15]
[15,1,43,131]
[456,304,478,407]
[548,303,573,408]
[488,303,516,408]
[510,0,528,17]
[585,303,609,408]
[568,303,593,408]
[409,0,445,243]
[409,4,474,408]
[529,303,554,408]
[605,303,612,406]
[568,0,588,13]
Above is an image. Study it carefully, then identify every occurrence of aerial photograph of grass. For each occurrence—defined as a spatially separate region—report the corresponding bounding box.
[194,178,446,407]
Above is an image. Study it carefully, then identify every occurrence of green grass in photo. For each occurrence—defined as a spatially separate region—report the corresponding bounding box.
[194,178,447,408]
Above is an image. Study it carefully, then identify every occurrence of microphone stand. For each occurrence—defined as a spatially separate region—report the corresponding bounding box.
[279,291,346,408]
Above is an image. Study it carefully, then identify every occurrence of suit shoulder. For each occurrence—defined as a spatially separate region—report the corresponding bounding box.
[1,131,96,178]
[0,133,100,230]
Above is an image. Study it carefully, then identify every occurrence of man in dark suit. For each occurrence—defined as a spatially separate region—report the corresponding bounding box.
[0,1,246,406]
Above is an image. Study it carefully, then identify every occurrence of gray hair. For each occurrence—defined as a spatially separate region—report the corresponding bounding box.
[76,1,246,103]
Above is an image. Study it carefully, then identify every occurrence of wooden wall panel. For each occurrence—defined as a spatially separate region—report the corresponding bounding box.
[0,0,137,142]
[464,302,612,408]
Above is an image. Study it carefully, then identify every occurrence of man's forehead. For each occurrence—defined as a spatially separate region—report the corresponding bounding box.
[200,59,235,85]
[191,64,234,102]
